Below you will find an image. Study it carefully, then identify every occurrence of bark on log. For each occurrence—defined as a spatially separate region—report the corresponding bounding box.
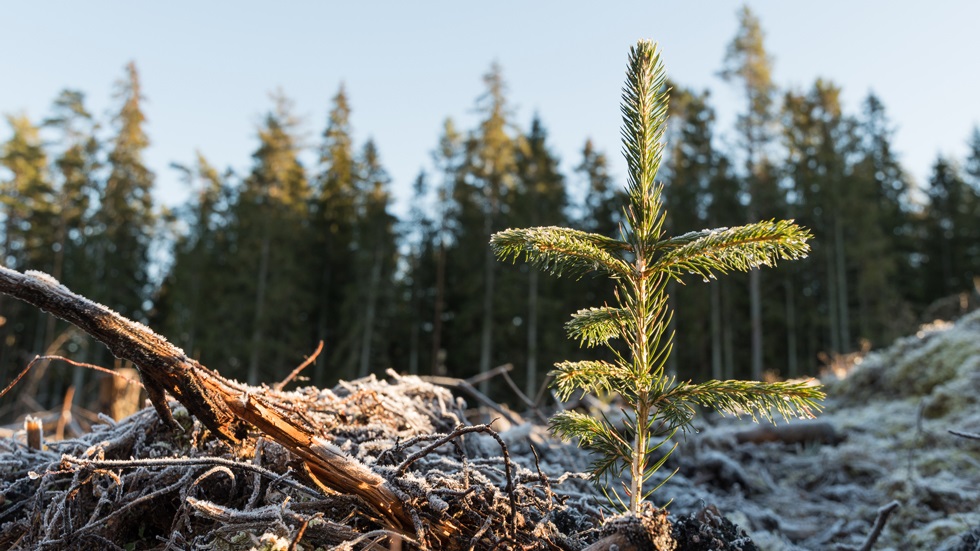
[734,420,842,446]
[0,265,431,538]
[99,365,143,421]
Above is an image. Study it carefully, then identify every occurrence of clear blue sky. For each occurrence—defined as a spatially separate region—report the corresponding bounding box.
[2,2,978,218]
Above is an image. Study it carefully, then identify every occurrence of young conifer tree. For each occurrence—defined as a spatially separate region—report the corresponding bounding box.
[491,40,823,516]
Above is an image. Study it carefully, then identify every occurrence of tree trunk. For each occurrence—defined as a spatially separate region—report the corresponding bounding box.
[785,275,798,378]
[834,217,850,353]
[247,235,270,385]
[431,241,447,376]
[808,316,819,374]
[710,282,723,380]
[358,247,384,378]
[749,269,763,380]
[408,248,421,375]
[314,263,331,386]
[479,214,495,395]
[826,234,841,355]
[526,268,538,397]
[722,280,735,379]
[939,218,953,295]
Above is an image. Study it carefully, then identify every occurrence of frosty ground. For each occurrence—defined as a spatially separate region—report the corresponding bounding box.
[654,309,980,549]
[1,310,978,550]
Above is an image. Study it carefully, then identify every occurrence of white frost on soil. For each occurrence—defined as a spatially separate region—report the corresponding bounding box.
[647,309,980,549]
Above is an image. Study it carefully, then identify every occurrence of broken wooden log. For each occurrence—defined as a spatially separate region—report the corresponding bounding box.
[0,267,246,442]
[734,420,842,446]
[0,265,443,540]
[99,365,142,421]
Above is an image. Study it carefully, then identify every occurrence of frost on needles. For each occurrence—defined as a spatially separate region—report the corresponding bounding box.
[490,39,824,516]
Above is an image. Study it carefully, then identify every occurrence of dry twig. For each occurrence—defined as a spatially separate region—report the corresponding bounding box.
[857,500,901,551]
[949,429,980,441]
[274,341,324,391]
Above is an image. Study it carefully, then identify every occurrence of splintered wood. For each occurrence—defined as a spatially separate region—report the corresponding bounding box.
[0,265,598,550]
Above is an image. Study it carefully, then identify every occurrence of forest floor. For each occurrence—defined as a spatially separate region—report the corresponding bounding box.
[1,310,979,550]
[656,308,980,550]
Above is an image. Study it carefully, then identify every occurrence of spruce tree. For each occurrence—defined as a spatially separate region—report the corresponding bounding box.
[962,128,980,288]
[157,153,228,358]
[353,139,397,377]
[492,40,822,515]
[784,79,909,357]
[851,93,915,342]
[404,171,434,375]
[663,86,716,380]
[469,63,517,392]
[0,114,58,382]
[922,156,975,299]
[513,115,568,396]
[858,94,913,233]
[233,93,312,384]
[98,62,155,320]
[43,90,103,396]
[312,85,359,384]
[720,6,777,380]
[705,155,742,378]
[576,139,622,239]
[783,80,878,362]
[43,90,102,298]
[0,114,57,273]
[429,119,463,377]
[966,127,980,191]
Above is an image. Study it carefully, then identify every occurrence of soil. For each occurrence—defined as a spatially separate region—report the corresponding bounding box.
[1,273,979,549]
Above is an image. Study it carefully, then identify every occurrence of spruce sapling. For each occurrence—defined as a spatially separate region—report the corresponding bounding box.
[491,40,824,516]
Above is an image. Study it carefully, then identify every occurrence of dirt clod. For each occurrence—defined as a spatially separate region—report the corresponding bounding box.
[672,505,759,551]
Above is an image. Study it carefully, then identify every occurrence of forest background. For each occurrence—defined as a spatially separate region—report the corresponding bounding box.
[1,5,979,415]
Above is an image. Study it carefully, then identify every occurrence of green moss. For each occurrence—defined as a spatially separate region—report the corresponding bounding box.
[916,450,978,478]
[922,381,976,419]
[884,332,979,398]
[908,518,976,548]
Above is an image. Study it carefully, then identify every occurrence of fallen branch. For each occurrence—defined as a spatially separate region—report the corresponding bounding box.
[274,340,324,391]
[419,374,524,426]
[949,429,980,441]
[0,266,430,539]
[405,425,515,527]
[57,455,323,498]
[857,500,901,551]
[0,267,246,441]
[734,420,842,446]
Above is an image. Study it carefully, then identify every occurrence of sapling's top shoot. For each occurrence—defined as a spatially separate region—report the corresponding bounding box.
[491,40,823,516]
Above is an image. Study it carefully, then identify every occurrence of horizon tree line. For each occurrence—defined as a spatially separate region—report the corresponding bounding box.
[2,8,979,416]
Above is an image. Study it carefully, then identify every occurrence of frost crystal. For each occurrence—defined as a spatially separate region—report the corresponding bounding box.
[25,270,70,292]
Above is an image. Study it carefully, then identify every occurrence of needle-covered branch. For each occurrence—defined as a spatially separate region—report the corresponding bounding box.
[658,379,824,429]
[491,226,631,279]
[565,306,628,347]
[550,410,632,481]
[653,220,812,283]
[552,360,627,400]
[653,228,725,250]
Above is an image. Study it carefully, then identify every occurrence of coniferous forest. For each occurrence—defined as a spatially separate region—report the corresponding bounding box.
[2,8,980,418]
